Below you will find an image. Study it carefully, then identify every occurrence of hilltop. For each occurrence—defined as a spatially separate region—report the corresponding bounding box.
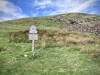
[53,13,100,36]
[0,12,100,36]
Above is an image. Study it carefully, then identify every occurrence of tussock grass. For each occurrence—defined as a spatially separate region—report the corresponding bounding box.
[6,29,100,61]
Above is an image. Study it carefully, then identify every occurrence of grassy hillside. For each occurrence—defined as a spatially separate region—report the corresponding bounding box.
[0,13,100,75]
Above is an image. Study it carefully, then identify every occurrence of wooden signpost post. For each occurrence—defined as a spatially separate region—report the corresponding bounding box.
[29,25,38,56]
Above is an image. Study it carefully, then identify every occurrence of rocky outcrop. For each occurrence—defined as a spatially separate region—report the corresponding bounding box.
[50,13,100,36]
[67,24,100,36]
[90,24,100,36]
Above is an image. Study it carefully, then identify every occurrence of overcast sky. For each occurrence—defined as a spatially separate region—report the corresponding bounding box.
[0,0,100,22]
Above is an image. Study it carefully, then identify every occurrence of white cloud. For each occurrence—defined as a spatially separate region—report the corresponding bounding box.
[34,0,52,6]
[36,5,46,10]
[50,0,97,15]
[31,11,39,17]
[0,0,28,22]
[30,0,98,16]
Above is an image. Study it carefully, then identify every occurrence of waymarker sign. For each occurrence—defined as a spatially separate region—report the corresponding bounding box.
[29,25,38,56]
[29,34,38,40]
[29,25,37,33]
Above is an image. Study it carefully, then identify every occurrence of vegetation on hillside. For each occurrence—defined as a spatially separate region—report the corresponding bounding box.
[0,13,100,75]
[6,29,100,61]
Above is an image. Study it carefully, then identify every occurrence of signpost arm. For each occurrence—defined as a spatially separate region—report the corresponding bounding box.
[32,40,34,56]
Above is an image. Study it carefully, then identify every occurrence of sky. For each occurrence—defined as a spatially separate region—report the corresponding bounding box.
[0,0,100,22]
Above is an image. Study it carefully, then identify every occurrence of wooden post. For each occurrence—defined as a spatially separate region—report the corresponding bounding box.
[29,25,38,56]
[32,40,34,56]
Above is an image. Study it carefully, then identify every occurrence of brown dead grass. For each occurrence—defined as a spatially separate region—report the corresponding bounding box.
[6,29,100,61]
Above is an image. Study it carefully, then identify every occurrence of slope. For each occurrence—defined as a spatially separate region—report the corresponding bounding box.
[0,13,100,75]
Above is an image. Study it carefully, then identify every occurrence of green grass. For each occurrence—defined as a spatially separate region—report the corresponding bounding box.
[1,30,100,75]
[0,44,100,75]
[5,29,100,61]
[0,13,100,75]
